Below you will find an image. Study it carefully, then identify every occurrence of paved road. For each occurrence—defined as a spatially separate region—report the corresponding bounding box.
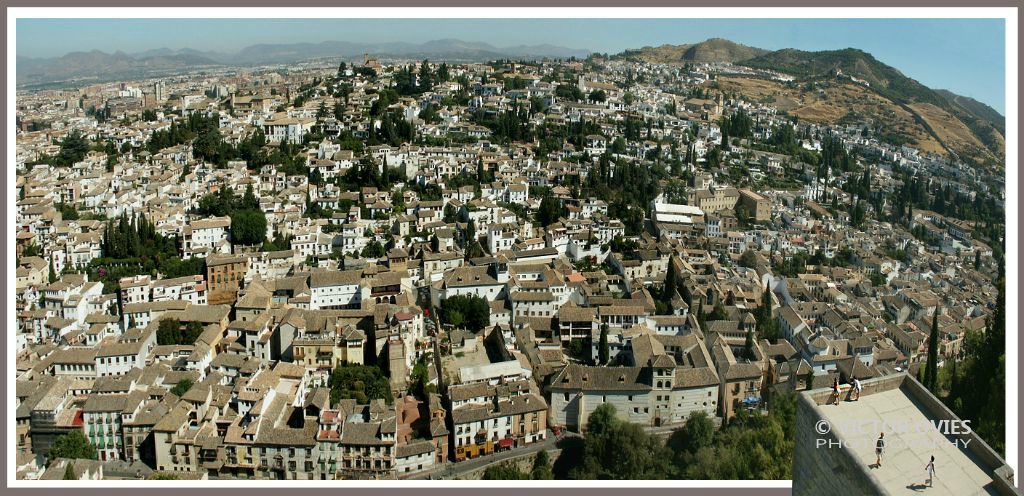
[402,430,573,480]
[402,417,722,480]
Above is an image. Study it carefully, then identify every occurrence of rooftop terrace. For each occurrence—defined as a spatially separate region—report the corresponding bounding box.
[794,373,1015,496]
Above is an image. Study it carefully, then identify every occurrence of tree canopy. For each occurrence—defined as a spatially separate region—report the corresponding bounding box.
[440,294,490,332]
[47,431,97,466]
[329,364,393,405]
[230,209,268,247]
[170,378,194,397]
[156,319,206,346]
[567,404,674,479]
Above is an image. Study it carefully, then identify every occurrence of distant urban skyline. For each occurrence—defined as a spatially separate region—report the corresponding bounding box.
[17,18,1006,113]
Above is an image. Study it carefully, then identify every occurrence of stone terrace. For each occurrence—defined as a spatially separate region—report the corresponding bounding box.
[794,374,1014,496]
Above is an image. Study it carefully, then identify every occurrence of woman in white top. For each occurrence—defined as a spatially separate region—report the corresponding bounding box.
[926,456,936,487]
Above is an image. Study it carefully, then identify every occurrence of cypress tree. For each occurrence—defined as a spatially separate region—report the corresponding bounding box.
[948,350,958,402]
[758,282,777,342]
[598,323,609,365]
[665,257,678,297]
[925,307,940,392]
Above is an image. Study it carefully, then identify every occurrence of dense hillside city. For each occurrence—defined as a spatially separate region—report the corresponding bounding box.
[14,48,1006,481]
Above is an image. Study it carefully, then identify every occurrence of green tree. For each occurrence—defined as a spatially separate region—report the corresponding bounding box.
[156,319,205,345]
[739,249,757,268]
[447,309,465,329]
[443,203,457,223]
[708,300,728,321]
[555,84,584,102]
[680,392,795,479]
[536,193,565,227]
[569,404,673,479]
[21,243,41,258]
[757,282,778,343]
[170,378,194,397]
[667,411,715,458]
[925,306,940,392]
[230,210,267,246]
[586,403,619,437]
[441,294,490,332]
[531,450,553,480]
[567,339,590,363]
[241,184,260,210]
[408,357,435,398]
[744,328,755,360]
[57,130,91,166]
[47,431,97,466]
[361,239,385,258]
[329,364,393,405]
[56,203,80,221]
[598,323,609,365]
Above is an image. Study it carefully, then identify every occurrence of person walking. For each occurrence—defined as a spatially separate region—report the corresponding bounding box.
[875,432,886,467]
[925,456,936,487]
[852,376,862,401]
[832,377,842,405]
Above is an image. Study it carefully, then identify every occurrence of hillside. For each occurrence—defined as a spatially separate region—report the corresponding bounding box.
[617,38,768,64]
[715,76,946,156]
[738,48,948,108]
[681,38,769,63]
[935,89,1006,158]
[736,47,1004,163]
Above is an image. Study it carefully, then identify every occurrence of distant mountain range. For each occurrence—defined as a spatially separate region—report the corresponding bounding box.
[15,39,591,88]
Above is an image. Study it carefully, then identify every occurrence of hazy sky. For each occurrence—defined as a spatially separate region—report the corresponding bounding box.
[16,18,1007,113]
